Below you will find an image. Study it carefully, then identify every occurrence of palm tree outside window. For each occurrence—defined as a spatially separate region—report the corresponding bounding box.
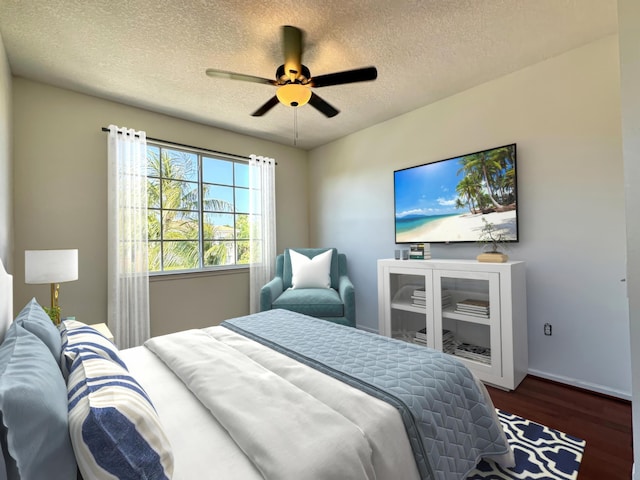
[146,142,250,273]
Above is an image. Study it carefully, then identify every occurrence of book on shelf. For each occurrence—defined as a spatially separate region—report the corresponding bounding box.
[415,327,427,340]
[409,254,433,260]
[413,327,428,345]
[456,309,488,315]
[456,342,491,354]
[442,329,456,354]
[455,353,491,365]
[453,309,490,318]
[457,299,489,309]
[441,290,452,308]
[412,288,427,308]
[409,243,430,259]
[454,342,491,364]
[455,298,489,317]
[456,303,489,313]
[412,328,459,354]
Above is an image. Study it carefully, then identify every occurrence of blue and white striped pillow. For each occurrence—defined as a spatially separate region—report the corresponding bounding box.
[67,349,174,479]
[60,319,125,377]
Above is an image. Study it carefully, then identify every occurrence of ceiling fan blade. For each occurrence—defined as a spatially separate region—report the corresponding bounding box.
[282,25,303,81]
[310,66,378,88]
[206,68,276,86]
[308,92,339,118]
[251,96,280,116]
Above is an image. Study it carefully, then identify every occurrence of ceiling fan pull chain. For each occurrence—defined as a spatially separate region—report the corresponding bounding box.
[293,108,298,146]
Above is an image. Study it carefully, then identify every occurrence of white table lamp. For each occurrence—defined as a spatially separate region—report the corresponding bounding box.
[25,249,78,324]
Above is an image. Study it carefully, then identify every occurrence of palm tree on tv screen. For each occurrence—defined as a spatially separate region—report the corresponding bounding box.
[456,146,515,213]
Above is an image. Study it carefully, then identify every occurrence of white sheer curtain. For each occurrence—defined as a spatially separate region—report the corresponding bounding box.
[249,154,277,314]
[107,125,150,348]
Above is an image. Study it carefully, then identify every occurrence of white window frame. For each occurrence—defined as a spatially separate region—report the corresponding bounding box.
[146,140,251,274]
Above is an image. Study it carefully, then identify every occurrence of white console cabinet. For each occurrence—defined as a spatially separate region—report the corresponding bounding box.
[377,258,527,390]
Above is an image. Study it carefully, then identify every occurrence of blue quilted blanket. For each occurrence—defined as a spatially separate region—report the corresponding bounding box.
[222,309,511,480]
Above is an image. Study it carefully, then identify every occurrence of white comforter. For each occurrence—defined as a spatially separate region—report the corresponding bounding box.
[121,326,421,480]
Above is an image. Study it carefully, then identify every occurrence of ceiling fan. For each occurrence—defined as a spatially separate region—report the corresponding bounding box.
[205,25,377,118]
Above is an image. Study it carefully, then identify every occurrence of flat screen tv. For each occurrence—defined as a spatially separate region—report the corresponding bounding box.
[394,143,518,244]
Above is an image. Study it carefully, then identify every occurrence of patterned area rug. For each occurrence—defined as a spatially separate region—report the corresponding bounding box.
[467,409,586,480]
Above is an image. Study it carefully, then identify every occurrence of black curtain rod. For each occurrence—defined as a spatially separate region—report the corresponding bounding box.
[100,127,262,163]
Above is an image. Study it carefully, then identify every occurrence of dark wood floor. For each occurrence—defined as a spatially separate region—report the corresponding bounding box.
[486,375,633,479]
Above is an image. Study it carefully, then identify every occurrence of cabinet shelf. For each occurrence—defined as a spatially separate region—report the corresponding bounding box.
[391,302,427,314]
[377,258,528,391]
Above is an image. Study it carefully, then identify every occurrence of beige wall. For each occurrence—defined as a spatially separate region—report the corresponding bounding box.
[11,78,308,335]
[0,34,11,269]
[308,35,630,398]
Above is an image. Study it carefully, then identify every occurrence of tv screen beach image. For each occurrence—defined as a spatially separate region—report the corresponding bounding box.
[394,144,517,243]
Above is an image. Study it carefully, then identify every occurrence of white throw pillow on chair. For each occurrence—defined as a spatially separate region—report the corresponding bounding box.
[289,249,333,289]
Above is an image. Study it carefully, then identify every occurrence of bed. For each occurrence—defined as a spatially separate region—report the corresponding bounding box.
[0,258,514,480]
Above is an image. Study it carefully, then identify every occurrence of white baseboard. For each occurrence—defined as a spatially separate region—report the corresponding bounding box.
[528,368,631,401]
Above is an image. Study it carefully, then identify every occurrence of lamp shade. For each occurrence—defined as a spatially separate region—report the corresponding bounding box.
[25,249,79,284]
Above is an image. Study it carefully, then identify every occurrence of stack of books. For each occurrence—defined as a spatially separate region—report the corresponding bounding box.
[411,288,426,308]
[409,243,432,260]
[454,343,491,364]
[413,328,457,353]
[454,298,490,318]
[413,327,428,345]
[441,290,452,309]
[442,329,456,354]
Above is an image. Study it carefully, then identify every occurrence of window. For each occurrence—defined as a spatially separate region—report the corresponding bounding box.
[146,142,250,273]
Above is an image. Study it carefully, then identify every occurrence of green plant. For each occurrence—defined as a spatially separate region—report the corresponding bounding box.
[43,305,60,324]
[478,217,508,254]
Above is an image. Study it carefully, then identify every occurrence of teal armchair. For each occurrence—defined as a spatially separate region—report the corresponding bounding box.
[260,248,355,327]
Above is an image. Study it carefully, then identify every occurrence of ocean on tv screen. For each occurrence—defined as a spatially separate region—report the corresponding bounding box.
[395,210,517,243]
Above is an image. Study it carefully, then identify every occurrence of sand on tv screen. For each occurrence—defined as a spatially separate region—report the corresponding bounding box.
[394,144,518,244]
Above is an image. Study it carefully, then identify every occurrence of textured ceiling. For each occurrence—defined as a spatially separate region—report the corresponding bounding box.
[0,0,618,150]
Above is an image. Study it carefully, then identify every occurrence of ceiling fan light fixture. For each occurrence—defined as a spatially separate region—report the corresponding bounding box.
[276,84,312,107]
[206,26,376,117]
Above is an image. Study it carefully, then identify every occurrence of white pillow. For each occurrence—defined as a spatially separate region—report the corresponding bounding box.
[290,249,333,289]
